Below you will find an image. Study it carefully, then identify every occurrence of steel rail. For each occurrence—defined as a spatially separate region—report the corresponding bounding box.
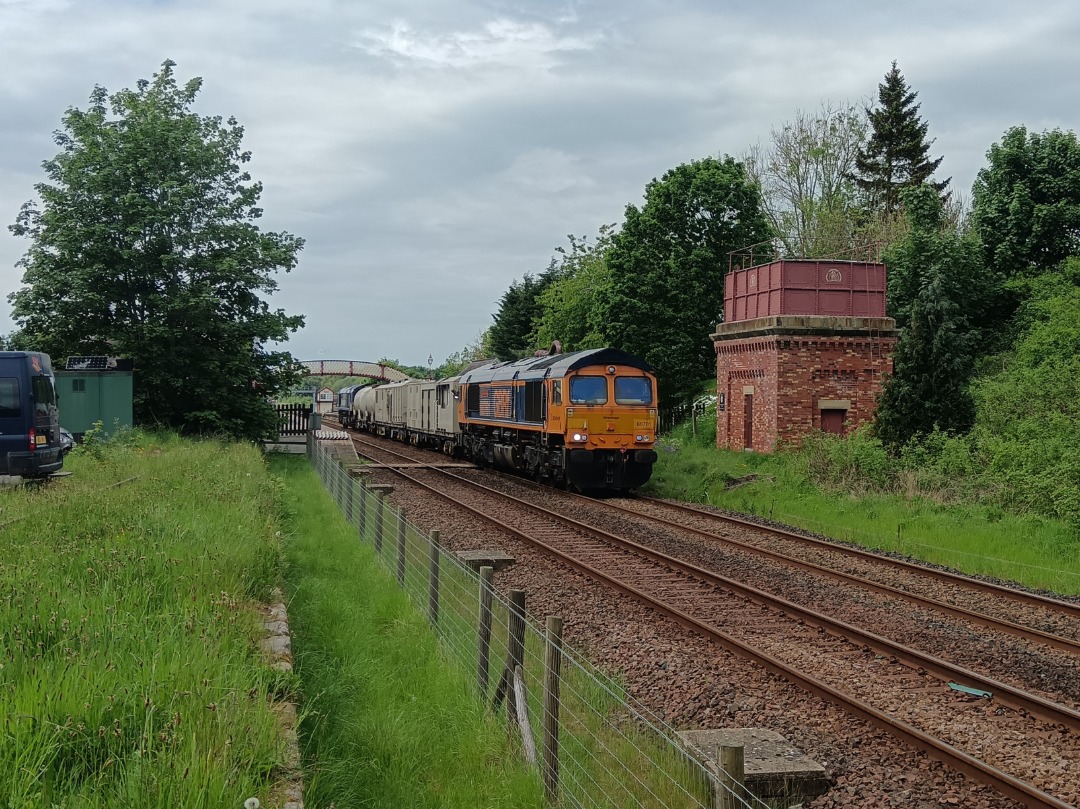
[351,433,1080,724]
[427,467,1080,731]
[569,493,1080,655]
[642,497,1080,620]
[345,442,1075,809]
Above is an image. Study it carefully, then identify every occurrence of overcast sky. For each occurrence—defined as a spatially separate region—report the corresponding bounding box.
[1,0,1078,368]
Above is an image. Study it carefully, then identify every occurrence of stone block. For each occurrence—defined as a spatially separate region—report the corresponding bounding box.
[676,728,829,803]
[456,549,516,572]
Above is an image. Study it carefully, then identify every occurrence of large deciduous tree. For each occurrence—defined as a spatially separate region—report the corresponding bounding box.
[875,186,989,446]
[854,62,949,215]
[972,126,1080,280]
[745,102,867,258]
[8,61,304,441]
[602,156,772,407]
[530,228,615,352]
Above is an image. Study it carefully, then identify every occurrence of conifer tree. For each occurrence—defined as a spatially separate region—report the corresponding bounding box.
[488,271,554,360]
[875,186,988,446]
[854,62,949,214]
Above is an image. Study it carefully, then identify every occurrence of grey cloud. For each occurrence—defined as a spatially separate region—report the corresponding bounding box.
[2,0,1079,366]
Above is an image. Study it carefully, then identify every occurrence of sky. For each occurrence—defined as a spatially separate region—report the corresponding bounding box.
[1,0,1078,368]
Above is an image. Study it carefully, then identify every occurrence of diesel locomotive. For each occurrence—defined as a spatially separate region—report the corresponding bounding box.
[344,347,658,491]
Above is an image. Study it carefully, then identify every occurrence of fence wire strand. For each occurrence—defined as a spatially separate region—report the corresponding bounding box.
[306,439,769,809]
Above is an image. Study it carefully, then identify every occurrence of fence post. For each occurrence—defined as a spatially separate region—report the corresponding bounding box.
[513,664,538,767]
[477,566,494,697]
[428,530,440,625]
[717,744,745,809]
[358,485,367,541]
[374,491,385,553]
[345,471,354,524]
[542,615,564,805]
[396,510,408,586]
[493,589,526,715]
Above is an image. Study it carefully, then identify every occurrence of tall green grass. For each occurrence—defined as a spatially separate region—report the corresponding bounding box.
[646,424,1080,595]
[270,454,545,809]
[0,434,288,807]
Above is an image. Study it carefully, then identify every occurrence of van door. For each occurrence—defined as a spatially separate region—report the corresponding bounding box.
[31,374,61,449]
[0,376,23,474]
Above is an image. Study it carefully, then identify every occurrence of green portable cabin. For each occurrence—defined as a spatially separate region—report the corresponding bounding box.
[56,356,134,437]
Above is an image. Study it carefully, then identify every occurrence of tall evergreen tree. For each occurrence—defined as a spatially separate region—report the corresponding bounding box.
[875,186,988,446]
[854,62,949,215]
[487,271,554,360]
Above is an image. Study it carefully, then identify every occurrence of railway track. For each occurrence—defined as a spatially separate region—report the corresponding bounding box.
[578,494,1080,656]
[341,429,1080,807]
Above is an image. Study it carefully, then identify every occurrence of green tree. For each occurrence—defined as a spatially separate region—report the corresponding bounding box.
[435,328,493,377]
[8,61,304,441]
[530,228,615,351]
[875,186,989,445]
[602,156,772,407]
[972,126,1080,281]
[488,271,554,360]
[745,102,867,258]
[854,62,949,215]
[971,260,1080,527]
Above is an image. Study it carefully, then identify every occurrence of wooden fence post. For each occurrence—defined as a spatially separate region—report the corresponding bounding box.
[493,589,526,715]
[428,530,440,625]
[396,510,408,586]
[542,615,564,804]
[358,485,367,541]
[477,566,494,697]
[513,664,538,767]
[345,471,354,524]
[717,744,745,809]
[374,492,385,553]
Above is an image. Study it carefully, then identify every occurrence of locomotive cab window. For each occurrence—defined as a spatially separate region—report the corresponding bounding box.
[551,380,562,405]
[615,376,652,405]
[569,376,607,405]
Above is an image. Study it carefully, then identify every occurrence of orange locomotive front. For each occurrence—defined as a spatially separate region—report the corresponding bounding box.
[457,348,658,492]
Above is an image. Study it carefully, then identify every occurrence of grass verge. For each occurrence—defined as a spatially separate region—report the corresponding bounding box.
[270,453,545,809]
[645,436,1080,595]
[0,433,287,807]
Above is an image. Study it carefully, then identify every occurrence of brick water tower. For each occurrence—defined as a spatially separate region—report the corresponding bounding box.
[710,257,897,452]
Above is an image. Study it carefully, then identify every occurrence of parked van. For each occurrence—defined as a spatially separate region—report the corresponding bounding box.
[0,351,64,477]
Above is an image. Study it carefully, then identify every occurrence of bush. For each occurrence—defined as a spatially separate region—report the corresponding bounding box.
[794,427,895,493]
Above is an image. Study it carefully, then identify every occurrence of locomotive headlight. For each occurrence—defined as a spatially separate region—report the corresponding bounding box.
[635,435,643,442]
[572,433,587,442]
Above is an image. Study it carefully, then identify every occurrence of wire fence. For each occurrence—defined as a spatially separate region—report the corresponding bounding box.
[304,436,773,809]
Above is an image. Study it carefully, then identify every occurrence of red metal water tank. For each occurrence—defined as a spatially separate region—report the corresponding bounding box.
[723,260,887,323]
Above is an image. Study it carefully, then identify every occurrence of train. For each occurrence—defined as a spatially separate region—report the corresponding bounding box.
[339,347,659,492]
